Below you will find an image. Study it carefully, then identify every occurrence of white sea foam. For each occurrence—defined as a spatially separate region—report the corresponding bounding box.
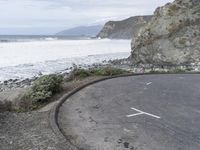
[0,39,131,81]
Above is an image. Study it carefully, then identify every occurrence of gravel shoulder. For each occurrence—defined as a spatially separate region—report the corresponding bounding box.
[0,111,67,150]
[0,76,104,150]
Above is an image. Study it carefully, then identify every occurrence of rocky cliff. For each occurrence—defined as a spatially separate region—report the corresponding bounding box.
[97,16,152,39]
[130,0,200,66]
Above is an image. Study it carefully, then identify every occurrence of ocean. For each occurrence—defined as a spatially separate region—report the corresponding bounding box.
[0,35,131,82]
[0,35,86,42]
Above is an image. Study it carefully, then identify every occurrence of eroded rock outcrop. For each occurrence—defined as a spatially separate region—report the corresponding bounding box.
[131,0,200,66]
[97,16,152,39]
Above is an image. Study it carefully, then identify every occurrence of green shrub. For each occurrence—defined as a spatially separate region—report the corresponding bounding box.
[173,68,186,73]
[92,67,129,76]
[74,69,92,79]
[149,70,168,73]
[70,66,130,80]
[185,67,193,71]
[20,74,63,110]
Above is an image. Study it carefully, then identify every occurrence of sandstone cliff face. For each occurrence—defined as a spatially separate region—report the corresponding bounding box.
[131,0,200,66]
[97,16,152,39]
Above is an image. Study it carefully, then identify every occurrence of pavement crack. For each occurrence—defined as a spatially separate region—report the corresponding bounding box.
[89,116,98,125]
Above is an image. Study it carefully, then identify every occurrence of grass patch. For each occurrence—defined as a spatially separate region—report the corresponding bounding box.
[93,67,130,76]
[73,69,92,79]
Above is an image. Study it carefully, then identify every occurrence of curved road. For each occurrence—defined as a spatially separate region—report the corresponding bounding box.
[58,74,200,150]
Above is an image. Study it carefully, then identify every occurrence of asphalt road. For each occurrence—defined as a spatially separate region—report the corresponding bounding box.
[58,74,200,150]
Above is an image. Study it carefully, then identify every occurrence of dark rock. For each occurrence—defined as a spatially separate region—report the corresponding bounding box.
[123,142,129,148]
[3,81,8,85]
[8,79,13,82]
[13,79,19,83]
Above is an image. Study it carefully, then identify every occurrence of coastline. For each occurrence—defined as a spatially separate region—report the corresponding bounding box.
[0,62,109,92]
[0,62,119,111]
[1,58,200,96]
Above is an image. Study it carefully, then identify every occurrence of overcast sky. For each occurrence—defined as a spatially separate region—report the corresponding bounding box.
[0,0,173,35]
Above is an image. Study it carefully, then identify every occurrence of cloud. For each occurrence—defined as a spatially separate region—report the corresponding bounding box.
[0,0,174,34]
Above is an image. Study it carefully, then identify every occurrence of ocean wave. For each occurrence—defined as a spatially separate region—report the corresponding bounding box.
[0,52,129,82]
[43,37,58,41]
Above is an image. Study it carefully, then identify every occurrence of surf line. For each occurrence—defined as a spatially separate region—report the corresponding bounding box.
[127,107,160,119]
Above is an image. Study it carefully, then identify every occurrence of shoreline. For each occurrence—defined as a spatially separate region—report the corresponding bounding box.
[1,59,200,92]
[0,61,109,92]
[0,62,113,111]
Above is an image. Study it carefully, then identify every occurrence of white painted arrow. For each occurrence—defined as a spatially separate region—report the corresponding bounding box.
[127,107,160,119]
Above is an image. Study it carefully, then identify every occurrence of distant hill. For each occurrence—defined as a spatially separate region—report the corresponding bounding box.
[56,25,103,37]
[97,16,152,39]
